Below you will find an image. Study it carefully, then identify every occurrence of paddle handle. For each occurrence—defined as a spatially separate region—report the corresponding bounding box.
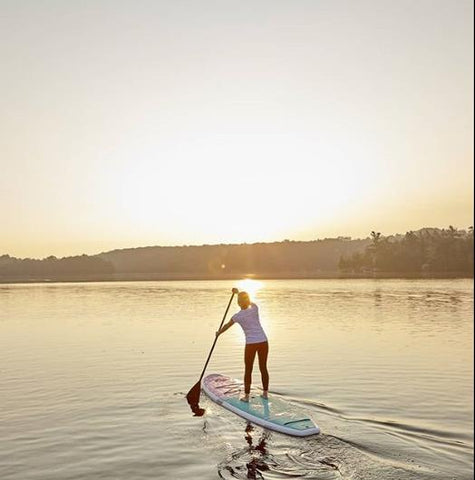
[198,288,237,382]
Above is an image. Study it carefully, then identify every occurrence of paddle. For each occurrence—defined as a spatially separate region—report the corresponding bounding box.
[186,287,238,416]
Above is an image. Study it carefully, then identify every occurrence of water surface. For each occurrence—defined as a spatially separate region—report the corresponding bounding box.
[1,279,473,479]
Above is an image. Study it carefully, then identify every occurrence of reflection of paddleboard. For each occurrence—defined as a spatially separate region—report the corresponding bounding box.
[202,373,320,437]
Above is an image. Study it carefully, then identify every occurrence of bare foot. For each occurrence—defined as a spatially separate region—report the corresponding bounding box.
[240,394,249,402]
[261,390,268,399]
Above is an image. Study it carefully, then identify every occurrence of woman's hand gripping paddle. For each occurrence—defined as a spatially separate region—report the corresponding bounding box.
[186,288,238,416]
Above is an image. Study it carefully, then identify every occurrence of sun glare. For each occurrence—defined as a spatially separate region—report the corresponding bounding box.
[237,279,264,300]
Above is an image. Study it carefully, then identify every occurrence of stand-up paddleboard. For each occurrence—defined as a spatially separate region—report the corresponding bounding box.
[203,373,320,437]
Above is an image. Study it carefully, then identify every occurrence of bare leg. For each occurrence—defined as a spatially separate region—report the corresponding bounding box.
[243,343,258,401]
[257,342,269,396]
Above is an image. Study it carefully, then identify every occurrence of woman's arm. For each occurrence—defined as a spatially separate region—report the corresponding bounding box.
[216,319,234,337]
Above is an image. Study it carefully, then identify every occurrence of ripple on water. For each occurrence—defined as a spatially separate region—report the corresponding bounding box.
[213,424,436,480]
[216,425,343,480]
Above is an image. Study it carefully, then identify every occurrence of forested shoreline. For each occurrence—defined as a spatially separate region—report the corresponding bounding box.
[0,227,472,282]
[339,227,473,275]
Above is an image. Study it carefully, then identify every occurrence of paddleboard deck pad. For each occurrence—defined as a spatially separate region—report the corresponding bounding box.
[202,373,320,437]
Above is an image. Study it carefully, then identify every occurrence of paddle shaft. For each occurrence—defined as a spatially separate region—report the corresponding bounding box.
[198,291,236,383]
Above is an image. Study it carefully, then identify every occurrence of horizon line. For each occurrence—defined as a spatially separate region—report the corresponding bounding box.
[2,224,472,261]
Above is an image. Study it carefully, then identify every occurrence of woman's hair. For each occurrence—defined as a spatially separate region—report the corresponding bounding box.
[238,291,250,300]
[238,291,251,307]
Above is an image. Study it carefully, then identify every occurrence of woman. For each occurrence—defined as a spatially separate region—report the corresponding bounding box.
[216,291,269,402]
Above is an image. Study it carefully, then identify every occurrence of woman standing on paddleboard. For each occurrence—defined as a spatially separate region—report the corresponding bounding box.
[216,291,269,402]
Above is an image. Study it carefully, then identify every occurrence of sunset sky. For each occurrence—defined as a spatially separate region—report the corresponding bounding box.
[1,0,473,258]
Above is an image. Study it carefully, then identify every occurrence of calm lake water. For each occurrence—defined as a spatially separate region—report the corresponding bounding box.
[0,279,473,479]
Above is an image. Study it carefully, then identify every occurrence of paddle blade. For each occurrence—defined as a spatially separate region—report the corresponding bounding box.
[186,381,206,416]
[186,381,201,405]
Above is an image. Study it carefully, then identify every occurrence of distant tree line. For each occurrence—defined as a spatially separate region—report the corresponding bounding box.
[1,228,472,281]
[98,237,367,276]
[0,254,114,279]
[0,237,367,280]
[339,226,473,275]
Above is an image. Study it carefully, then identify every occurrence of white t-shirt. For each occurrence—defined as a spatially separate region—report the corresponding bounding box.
[231,303,267,344]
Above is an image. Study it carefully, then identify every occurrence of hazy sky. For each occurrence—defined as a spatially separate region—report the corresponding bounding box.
[1,0,473,258]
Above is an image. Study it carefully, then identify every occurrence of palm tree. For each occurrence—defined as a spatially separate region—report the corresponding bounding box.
[370,231,382,245]
[369,231,382,273]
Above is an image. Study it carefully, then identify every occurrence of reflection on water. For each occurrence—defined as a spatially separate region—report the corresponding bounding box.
[216,422,345,480]
[219,423,271,480]
[0,279,472,480]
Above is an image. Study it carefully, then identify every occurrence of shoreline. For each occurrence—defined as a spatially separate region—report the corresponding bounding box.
[0,271,472,284]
